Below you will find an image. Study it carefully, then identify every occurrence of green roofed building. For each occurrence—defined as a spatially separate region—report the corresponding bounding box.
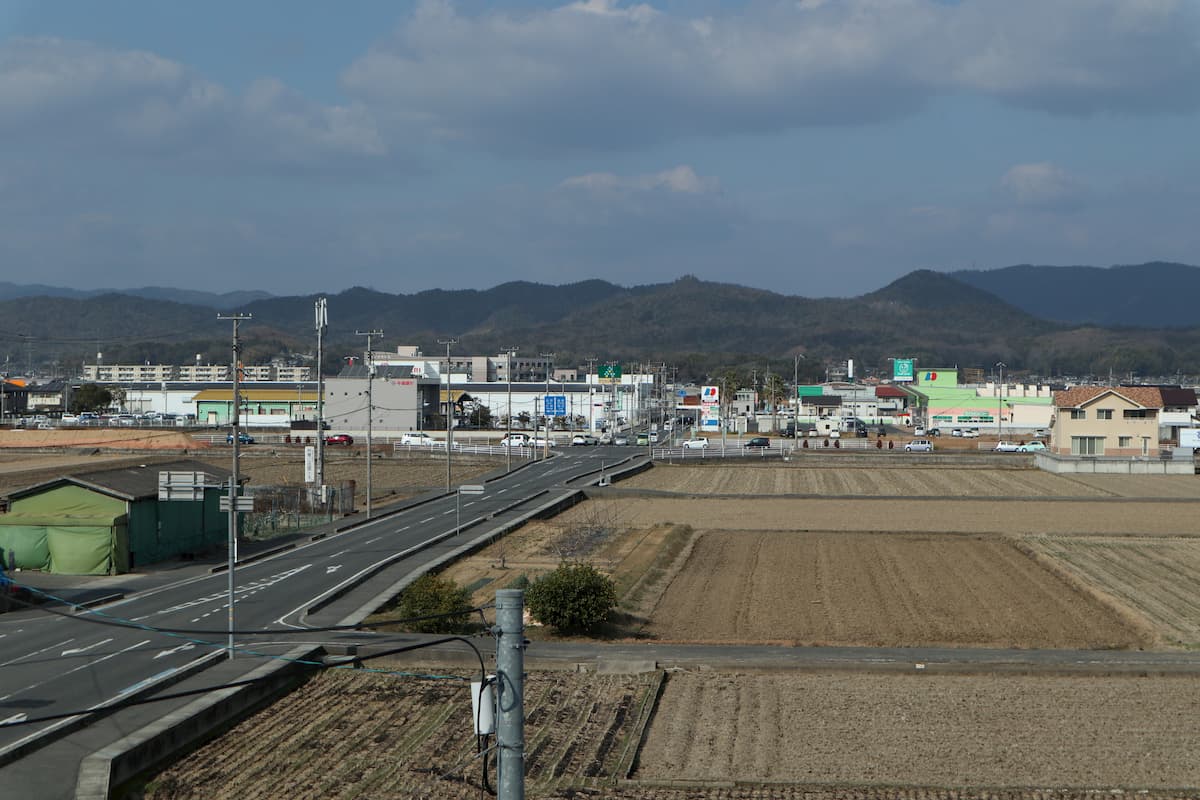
[905,383,1054,431]
[0,460,232,575]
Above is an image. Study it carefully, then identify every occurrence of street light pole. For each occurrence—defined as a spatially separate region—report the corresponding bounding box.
[503,346,519,471]
[356,329,383,518]
[439,338,459,491]
[793,352,805,451]
[540,352,555,461]
[996,361,1006,441]
[314,298,327,506]
[217,312,251,659]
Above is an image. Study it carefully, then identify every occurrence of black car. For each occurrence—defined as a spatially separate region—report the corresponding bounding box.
[927,427,942,437]
[226,431,255,445]
[745,436,770,448]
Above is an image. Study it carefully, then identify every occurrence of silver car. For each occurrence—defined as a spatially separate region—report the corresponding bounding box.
[904,439,934,453]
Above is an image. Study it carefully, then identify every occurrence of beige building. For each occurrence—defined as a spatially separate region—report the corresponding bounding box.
[1051,386,1163,457]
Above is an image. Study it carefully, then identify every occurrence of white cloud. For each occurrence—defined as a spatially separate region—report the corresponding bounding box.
[340,0,1200,154]
[0,37,386,169]
[1001,162,1085,207]
[561,165,717,194]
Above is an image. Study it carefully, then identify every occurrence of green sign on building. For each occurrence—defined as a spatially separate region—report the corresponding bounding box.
[598,364,622,379]
[892,358,914,382]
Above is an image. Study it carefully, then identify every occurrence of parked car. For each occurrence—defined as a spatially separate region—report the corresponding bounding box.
[325,433,354,445]
[913,426,926,436]
[571,434,599,446]
[828,429,841,439]
[1016,440,1046,453]
[745,436,771,448]
[905,439,933,453]
[499,434,531,447]
[951,428,963,437]
[927,427,941,437]
[1033,429,1049,438]
[682,438,709,449]
[961,428,979,438]
[227,431,255,444]
[400,432,439,447]
[993,441,1021,453]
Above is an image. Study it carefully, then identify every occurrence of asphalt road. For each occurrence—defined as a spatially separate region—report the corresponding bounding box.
[0,446,636,797]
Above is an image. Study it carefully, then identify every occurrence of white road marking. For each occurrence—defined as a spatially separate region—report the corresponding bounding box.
[326,565,342,574]
[0,713,27,726]
[0,638,74,669]
[62,638,113,657]
[331,549,348,558]
[365,537,382,544]
[464,501,476,507]
[420,517,435,523]
[0,639,150,705]
[442,509,454,515]
[154,643,195,660]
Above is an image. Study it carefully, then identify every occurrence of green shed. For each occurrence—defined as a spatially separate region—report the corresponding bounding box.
[0,460,233,575]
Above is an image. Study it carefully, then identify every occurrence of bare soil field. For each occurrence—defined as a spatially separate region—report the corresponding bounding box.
[141,667,1200,799]
[0,428,199,450]
[635,671,1200,790]
[143,668,661,800]
[1024,535,1200,647]
[594,495,1200,535]
[623,464,1200,499]
[641,531,1151,648]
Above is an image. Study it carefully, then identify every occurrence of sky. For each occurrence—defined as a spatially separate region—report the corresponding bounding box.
[1,0,1198,298]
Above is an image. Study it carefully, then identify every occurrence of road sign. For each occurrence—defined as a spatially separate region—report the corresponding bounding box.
[597,364,622,379]
[158,471,210,502]
[219,496,255,512]
[545,394,567,416]
[459,484,485,495]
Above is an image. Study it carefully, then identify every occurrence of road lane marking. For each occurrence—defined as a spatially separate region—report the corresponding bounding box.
[420,517,435,523]
[0,638,75,669]
[62,638,114,657]
[0,639,151,706]
[154,643,196,660]
[326,565,342,574]
[365,537,382,544]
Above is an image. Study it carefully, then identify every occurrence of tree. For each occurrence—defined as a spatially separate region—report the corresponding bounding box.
[390,573,473,634]
[467,403,493,428]
[70,384,113,413]
[526,562,617,634]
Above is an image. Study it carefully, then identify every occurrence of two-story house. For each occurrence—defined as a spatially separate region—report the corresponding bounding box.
[1051,386,1164,457]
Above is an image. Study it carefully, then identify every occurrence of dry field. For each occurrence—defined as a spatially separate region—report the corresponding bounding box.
[641,531,1151,648]
[142,668,1200,799]
[144,668,661,800]
[635,671,1200,790]
[1024,535,1200,647]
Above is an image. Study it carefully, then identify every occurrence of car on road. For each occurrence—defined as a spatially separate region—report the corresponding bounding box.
[227,431,255,445]
[648,431,659,443]
[1016,441,1046,453]
[904,439,933,452]
[926,427,941,437]
[913,426,926,436]
[745,436,771,448]
[571,434,598,446]
[325,433,354,446]
[993,441,1022,453]
[828,429,841,439]
[400,432,440,447]
[951,428,963,437]
[682,437,708,449]
[961,428,979,438]
[636,433,650,446]
[612,435,630,446]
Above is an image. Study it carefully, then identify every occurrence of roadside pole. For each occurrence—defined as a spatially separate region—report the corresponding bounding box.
[217,312,250,659]
[495,589,526,800]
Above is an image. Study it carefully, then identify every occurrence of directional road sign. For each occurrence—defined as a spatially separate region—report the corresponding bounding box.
[545,394,567,416]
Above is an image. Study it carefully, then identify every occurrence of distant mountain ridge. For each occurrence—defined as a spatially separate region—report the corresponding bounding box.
[0,282,271,310]
[2,262,1199,377]
[951,261,1199,327]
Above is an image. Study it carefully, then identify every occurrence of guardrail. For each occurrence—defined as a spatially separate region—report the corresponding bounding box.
[652,438,915,459]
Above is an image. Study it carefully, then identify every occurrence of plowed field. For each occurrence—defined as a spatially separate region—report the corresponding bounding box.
[642,531,1151,648]
[635,671,1200,789]
[624,465,1114,497]
[144,669,660,800]
[1025,535,1200,646]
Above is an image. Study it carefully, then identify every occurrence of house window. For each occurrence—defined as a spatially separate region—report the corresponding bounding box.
[1071,436,1105,456]
[1123,409,1151,419]
[1069,409,1086,420]
[1096,409,1113,420]
[1119,436,1132,448]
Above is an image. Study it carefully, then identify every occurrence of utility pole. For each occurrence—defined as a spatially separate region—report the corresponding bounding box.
[540,352,554,461]
[793,352,805,451]
[315,298,327,506]
[504,346,519,472]
[438,338,458,491]
[217,312,251,659]
[996,361,1006,441]
[495,589,526,800]
[585,356,597,434]
[356,329,383,518]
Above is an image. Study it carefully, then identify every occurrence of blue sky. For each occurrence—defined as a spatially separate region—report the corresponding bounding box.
[1,0,1198,298]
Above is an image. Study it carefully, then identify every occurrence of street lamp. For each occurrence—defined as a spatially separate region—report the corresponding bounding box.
[439,338,459,491]
[996,361,1007,441]
[793,352,805,450]
[540,352,555,461]
[356,328,384,518]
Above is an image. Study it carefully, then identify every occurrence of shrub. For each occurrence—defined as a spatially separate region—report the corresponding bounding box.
[526,562,617,634]
[393,573,473,634]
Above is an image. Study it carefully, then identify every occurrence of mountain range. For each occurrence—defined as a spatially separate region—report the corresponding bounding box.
[1,262,1197,380]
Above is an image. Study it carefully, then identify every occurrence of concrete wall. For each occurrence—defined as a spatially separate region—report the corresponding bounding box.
[1035,452,1192,474]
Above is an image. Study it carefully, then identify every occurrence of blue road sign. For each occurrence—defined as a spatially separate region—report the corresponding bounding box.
[545,395,567,416]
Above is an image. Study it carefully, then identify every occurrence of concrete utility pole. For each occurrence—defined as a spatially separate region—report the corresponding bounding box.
[315,298,327,504]
[540,352,554,461]
[504,346,519,472]
[438,338,459,491]
[793,352,805,451]
[585,356,597,434]
[356,329,384,518]
[217,312,251,659]
[996,361,1006,441]
[495,589,526,800]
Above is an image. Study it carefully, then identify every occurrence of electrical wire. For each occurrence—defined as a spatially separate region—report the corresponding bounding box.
[7,584,493,637]
[0,635,487,730]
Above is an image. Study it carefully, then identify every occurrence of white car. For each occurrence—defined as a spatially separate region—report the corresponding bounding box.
[905,439,934,453]
[571,434,598,446]
[499,434,531,447]
[682,438,709,449]
[993,441,1021,453]
[828,429,841,439]
[400,432,439,447]
[961,428,979,438]
[913,426,926,436]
